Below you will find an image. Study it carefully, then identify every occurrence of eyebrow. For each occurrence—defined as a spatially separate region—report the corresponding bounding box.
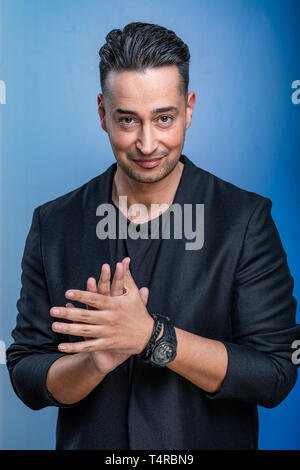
[113,106,179,116]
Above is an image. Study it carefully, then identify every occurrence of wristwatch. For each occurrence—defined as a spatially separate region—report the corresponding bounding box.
[139,315,163,362]
[139,313,177,367]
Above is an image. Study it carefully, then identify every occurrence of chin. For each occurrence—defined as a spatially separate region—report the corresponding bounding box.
[125,167,166,184]
[137,163,178,184]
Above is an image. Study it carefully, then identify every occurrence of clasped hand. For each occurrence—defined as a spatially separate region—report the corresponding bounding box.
[50,257,154,374]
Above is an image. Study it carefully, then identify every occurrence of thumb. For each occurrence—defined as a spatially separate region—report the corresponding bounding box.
[139,287,149,305]
[123,257,138,292]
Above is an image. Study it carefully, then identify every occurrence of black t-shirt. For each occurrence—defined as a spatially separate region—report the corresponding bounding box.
[110,199,166,391]
[111,198,163,288]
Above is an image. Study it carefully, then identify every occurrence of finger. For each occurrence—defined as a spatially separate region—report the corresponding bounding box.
[97,264,111,296]
[52,321,105,338]
[122,257,131,274]
[86,277,97,311]
[50,306,111,324]
[58,337,106,353]
[66,301,93,340]
[139,287,149,306]
[111,262,124,297]
[122,258,130,295]
[64,289,112,309]
[83,277,99,337]
[87,277,97,293]
[123,257,139,293]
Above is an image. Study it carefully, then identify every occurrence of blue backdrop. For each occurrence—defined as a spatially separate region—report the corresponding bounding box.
[0,0,299,450]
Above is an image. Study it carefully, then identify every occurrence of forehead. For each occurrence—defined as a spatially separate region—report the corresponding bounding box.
[105,65,184,110]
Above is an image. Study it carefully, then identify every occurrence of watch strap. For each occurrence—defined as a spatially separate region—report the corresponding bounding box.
[139,315,163,361]
[140,313,177,366]
[150,318,177,367]
[152,316,177,350]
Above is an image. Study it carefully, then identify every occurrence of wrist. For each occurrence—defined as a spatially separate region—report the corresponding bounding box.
[156,324,164,341]
[138,313,165,360]
[139,314,177,367]
[86,352,107,379]
[137,314,155,355]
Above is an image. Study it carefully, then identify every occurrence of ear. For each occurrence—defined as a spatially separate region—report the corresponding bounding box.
[97,93,108,132]
[185,90,196,130]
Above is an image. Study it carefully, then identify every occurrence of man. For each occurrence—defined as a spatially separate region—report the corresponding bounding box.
[6,22,299,450]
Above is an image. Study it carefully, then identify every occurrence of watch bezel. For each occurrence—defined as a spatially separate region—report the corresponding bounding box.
[151,339,177,366]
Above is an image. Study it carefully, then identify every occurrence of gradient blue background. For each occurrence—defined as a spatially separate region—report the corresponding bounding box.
[0,0,299,450]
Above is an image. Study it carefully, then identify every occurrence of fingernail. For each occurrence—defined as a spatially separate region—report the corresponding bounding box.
[51,308,60,316]
[66,291,74,298]
[58,344,67,351]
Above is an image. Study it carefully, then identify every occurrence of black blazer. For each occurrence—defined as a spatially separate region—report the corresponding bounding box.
[6,154,299,450]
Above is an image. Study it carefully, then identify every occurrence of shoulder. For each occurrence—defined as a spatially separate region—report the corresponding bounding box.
[184,156,272,219]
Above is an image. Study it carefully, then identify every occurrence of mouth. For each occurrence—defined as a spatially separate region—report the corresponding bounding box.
[133,158,163,168]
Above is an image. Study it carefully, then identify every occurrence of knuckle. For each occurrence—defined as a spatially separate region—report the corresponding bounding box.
[114,298,122,313]
[80,310,90,322]
[82,343,92,352]
[102,336,113,350]
[81,326,92,336]
[61,308,69,318]
[108,312,119,327]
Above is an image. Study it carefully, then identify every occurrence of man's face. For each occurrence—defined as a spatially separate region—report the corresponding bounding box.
[97,65,195,184]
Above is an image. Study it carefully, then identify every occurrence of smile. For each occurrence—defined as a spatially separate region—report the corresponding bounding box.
[133,158,162,168]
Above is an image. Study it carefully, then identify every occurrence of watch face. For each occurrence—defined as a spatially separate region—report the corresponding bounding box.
[152,341,176,365]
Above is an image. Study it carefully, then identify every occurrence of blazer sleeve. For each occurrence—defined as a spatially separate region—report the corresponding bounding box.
[205,197,300,408]
[6,206,78,410]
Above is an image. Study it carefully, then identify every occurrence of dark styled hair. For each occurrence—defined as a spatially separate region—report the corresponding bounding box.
[99,22,190,98]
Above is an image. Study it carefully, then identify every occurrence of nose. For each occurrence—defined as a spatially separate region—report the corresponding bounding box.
[135,123,159,156]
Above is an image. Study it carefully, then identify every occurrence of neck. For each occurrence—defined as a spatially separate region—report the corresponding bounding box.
[112,160,184,223]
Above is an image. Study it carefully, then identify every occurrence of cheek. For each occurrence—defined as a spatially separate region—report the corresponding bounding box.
[163,125,185,148]
[109,129,135,151]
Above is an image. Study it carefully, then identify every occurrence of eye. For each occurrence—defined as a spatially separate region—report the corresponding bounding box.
[157,115,174,126]
[118,117,136,127]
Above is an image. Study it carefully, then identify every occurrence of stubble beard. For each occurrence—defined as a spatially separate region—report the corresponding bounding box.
[114,153,182,184]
